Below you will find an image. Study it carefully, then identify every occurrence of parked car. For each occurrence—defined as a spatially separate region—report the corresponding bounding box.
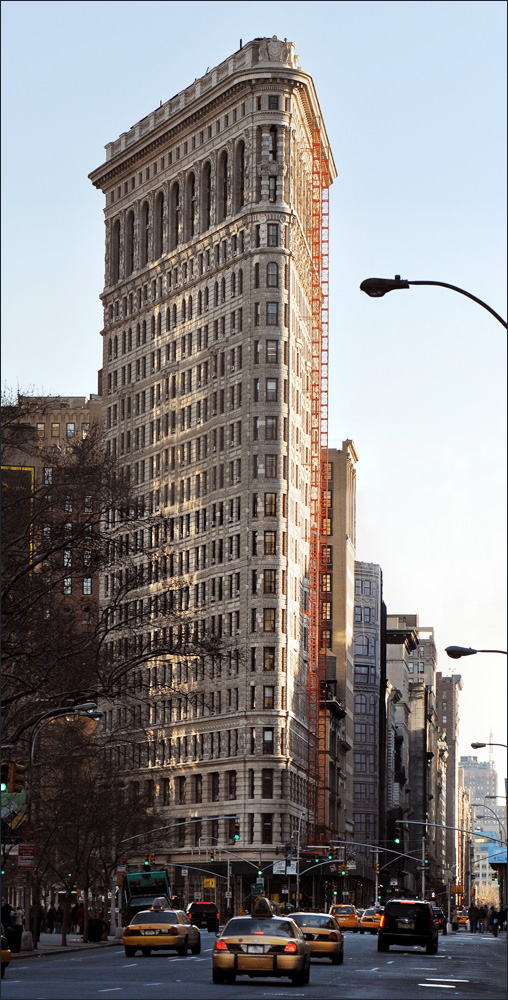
[359,907,383,934]
[123,906,200,957]
[328,904,359,931]
[212,897,310,986]
[456,908,468,927]
[186,900,220,932]
[432,906,448,934]
[378,898,438,954]
[291,912,344,964]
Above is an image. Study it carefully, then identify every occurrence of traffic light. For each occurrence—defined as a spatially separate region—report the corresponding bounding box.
[492,870,499,883]
[234,820,240,841]
[424,851,429,865]
[0,760,11,793]
[314,853,320,864]
[345,865,349,876]
[327,845,333,860]
[149,853,155,865]
[210,851,215,862]
[394,825,401,845]
[331,847,337,860]
[340,864,346,876]
[8,763,25,794]
[144,855,151,868]
[257,866,263,877]
[376,863,380,874]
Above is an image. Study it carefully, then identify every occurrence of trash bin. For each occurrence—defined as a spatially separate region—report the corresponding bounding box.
[87,918,102,942]
[5,925,22,953]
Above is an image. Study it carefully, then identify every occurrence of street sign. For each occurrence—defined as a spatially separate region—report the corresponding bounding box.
[451,884,464,893]
[18,844,35,871]
[272,860,286,875]
[390,877,398,886]
[225,891,232,899]
[286,861,297,875]
[203,877,216,888]
[281,887,289,894]
[181,868,188,876]
[251,881,264,894]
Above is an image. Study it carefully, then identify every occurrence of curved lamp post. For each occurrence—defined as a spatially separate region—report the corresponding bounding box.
[471,742,507,750]
[360,275,507,328]
[445,646,507,659]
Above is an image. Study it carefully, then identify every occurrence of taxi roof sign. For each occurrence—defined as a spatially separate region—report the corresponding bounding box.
[251,897,273,919]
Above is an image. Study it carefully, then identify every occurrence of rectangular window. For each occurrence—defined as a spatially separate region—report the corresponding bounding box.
[263,569,276,593]
[268,176,277,202]
[266,302,278,325]
[265,455,277,477]
[261,813,273,844]
[263,728,274,755]
[266,340,278,362]
[354,606,362,622]
[262,768,274,798]
[263,607,276,632]
[264,530,276,554]
[265,416,277,440]
[44,467,53,485]
[267,224,278,247]
[63,577,72,595]
[266,378,278,401]
[36,422,45,438]
[82,577,92,595]
[263,647,275,671]
[268,95,279,110]
[66,422,75,438]
[264,492,276,516]
[51,422,60,438]
[263,687,274,710]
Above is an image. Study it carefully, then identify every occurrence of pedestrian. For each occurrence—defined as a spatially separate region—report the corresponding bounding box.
[468,903,478,933]
[488,907,499,937]
[1,899,13,926]
[47,905,56,934]
[77,901,85,935]
[70,903,78,934]
[55,905,63,934]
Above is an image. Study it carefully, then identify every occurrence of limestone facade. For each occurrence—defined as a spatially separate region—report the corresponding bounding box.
[88,37,336,868]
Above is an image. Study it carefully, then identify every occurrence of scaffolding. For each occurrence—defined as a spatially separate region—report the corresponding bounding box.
[307,119,330,839]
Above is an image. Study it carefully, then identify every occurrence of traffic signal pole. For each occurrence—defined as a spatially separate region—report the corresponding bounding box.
[421,837,426,899]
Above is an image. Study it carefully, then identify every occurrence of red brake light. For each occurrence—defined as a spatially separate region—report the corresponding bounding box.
[325,932,338,941]
[253,930,265,935]
[216,939,228,950]
[379,915,385,928]
[284,941,298,953]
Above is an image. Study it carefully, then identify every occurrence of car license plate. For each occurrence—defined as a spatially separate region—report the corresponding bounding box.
[397,920,414,929]
[247,944,264,953]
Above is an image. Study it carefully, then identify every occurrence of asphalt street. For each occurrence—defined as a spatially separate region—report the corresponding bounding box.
[3,929,506,999]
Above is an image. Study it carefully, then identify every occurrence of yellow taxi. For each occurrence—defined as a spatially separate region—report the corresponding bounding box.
[1,931,11,979]
[359,907,383,934]
[291,912,344,964]
[212,897,310,986]
[123,901,200,957]
[329,903,359,931]
[457,908,468,927]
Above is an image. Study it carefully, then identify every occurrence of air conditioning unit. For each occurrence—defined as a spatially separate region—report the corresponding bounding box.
[204,305,208,311]
[236,590,240,597]
[211,409,216,415]
[231,330,236,336]
[197,380,202,387]
[228,554,234,561]
[210,596,215,602]
[230,366,235,372]
[236,628,240,634]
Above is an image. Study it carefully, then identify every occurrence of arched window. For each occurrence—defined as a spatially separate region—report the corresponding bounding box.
[111,218,120,284]
[217,150,228,221]
[108,338,112,361]
[154,191,164,258]
[170,183,180,250]
[136,323,141,347]
[201,161,211,231]
[354,694,367,714]
[157,313,161,337]
[185,172,195,241]
[125,211,134,276]
[267,262,279,287]
[231,272,236,297]
[140,202,150,267]
[221,278,226,302]
[142,320,147,344]
[234,140,245,211]
[197,290,202,315]
[151,316,156,339]
[182,298,186,323]
[122,330,127,354]
[214,282,219,307]
[128,327,132,350]
[166,307,171,332]
[114,335,118,358]
[172,303,177,327]
[238,269,243,294]
[188,295,193,319]
[204,287,209,310]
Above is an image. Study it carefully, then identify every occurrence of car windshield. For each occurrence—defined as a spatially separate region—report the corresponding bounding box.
[364,910,378,917]
[190,903,216,911]
[224,918,296,937]
[334,906,354,913]
[130,911,178,925]
[292,914,336,929]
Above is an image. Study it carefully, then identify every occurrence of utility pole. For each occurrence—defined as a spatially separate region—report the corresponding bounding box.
[421,836,426,899]
[374,848,379,903]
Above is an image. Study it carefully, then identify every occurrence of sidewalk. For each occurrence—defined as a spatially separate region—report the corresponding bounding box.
[10,931,121,959]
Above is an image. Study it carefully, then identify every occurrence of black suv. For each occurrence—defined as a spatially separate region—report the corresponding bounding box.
[186,901,220,932]
[378,899,438,954]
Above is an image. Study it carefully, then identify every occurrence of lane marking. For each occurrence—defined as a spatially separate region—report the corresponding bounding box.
[426,980,470,983]
[98,990,123,994]
[417,986,456,990]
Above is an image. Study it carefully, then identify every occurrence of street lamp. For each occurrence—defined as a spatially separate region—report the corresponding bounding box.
[359,275,507,327]
[471,742,508,750]
[445,646,507,659]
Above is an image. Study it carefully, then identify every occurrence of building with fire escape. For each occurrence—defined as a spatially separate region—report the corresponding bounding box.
[88,37,335,909]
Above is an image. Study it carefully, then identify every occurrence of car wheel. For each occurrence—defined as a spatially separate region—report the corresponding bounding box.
[212,968,225,984]
[426,940,438,955]
[124,947,135,957]
[291,966,310,986]
[191,935,201,955]
[177,937,188,956]
[331,951,344,965]
[141,947,151,956]
[442,927,447,936]
[225,973,236,984]
[360,929,364,934]
[377,939,389,952]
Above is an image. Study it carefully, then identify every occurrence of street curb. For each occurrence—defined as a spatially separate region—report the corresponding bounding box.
[10,939,119,959]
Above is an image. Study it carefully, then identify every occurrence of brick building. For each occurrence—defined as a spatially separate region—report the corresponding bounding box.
[88,37,336,901]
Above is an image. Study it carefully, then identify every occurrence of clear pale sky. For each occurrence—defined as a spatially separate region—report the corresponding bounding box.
[2,1,506,788]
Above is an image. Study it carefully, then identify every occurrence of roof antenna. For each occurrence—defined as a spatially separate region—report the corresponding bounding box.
[240,39,243,49]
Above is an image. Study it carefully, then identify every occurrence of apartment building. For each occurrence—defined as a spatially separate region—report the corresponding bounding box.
[436,672,463,880]
[88,37,336,880]
[459,754,501,905]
